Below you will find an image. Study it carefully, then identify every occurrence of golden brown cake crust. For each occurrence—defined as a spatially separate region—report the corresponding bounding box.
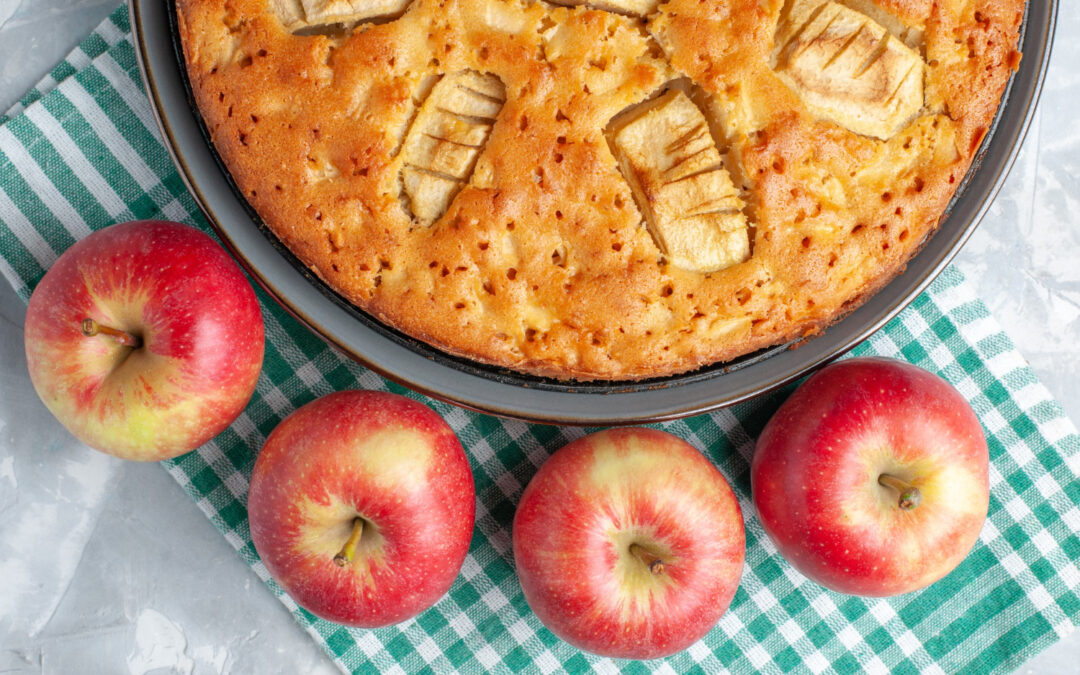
[177,0,1022,380]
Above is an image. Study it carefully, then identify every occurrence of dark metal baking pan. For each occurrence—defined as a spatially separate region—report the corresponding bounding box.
[129,0,1056,424]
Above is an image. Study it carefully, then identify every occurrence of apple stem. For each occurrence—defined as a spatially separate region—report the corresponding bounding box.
[629,543,666,575]
[878,474,922,511]
[333,518,364,567]
[81,318,142,349]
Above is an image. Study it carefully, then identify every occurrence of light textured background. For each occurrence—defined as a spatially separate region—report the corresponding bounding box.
[0,1,1077,672]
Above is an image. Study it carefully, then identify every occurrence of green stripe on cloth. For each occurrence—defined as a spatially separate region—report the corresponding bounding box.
[0,5,1077,673]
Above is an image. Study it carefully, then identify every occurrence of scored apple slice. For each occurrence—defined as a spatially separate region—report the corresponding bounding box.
[611,90,750,274]
[775,0,925,140]
[545,0,659,18]
[400,71,506,226]
[269,0,412,32]
[513,428,745,659]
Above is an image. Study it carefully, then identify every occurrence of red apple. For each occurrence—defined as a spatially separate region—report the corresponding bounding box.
[752,357,989,596]
[248,390,475,627]
[513,428,745,659]
[24,220,263,461]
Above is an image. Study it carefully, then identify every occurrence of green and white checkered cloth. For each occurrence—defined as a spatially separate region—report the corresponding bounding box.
[2,6,1078,673]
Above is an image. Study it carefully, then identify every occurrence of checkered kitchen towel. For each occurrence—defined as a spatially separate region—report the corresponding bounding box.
[2,6,1078,673]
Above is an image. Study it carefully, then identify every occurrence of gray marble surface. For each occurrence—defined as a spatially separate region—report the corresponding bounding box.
[0,1,1077,672]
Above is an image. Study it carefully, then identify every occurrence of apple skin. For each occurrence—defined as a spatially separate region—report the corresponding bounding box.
[752,357,989,597]
[248,390,475,627]
[513,428,745,660]
[24,220,264,461]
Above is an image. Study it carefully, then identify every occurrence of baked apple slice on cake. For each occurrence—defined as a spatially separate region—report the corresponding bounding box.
[399,71,506,226]
[611,89,750,274]
[775,0,925,140]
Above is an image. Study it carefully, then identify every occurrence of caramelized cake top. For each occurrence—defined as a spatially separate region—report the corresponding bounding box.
[177,0,1022,380]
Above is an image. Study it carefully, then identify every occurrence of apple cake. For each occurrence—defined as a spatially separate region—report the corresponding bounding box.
[176,0,1023,380]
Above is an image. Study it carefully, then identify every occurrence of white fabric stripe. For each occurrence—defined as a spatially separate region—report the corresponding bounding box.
[94,49,160,137]
[0,185,59,270]
[60,77,162,193]
[23,105,130,220]
[193,441,245,503]
[98,18,126,46]
[66,47,93,72]
[0,126,92,239]
[158,196,193,223]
